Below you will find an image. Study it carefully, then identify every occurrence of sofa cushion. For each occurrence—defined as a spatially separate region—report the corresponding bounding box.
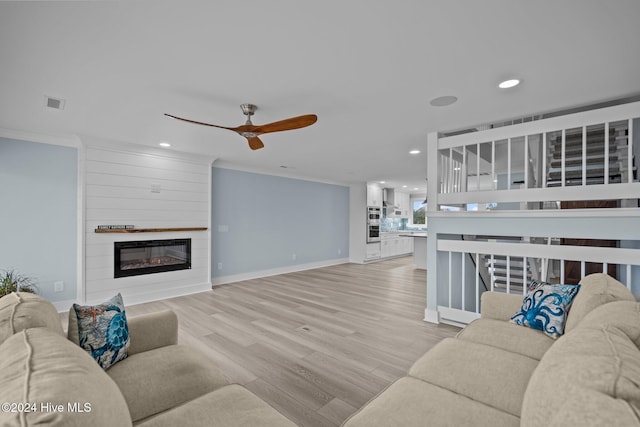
[0,292,64,344]
[480,292,525,321]
[457,318,554,360]
[521,324,640,427]
[73,293,130,370]
[510,283,580,338]
[342,376,519,427]
[107,344,229,422]
[409,337,538,417]
[0,327,132,426]
[564,273,635,332]
[577,300,640,345]
[135,384,297,427]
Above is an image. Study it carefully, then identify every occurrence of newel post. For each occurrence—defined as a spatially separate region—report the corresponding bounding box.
[425,132,440,323]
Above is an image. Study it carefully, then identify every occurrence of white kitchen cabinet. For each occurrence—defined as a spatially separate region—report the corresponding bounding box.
[380,234,414,258]
[380,239,392,258]
[367,184,383,207]
[401,236,414,254]
[396,192,411,218]
[365,242,381,260]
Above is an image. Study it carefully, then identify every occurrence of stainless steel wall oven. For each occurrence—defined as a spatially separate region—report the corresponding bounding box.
[367,206,381,243]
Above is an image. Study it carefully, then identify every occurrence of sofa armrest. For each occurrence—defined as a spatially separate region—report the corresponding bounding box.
[480,292,523,321]
[127,310,178,355]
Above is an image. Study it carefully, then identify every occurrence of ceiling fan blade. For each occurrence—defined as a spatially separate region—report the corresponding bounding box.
[253,114,317,134]
[164,113,237,131]
[247,136,265,150]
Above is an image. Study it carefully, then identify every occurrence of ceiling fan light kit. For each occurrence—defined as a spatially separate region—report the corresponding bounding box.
[165,104,317,150]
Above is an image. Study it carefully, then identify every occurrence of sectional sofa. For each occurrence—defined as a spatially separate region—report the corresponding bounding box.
[343,273,640,426]
[2,273,639,426]
[0,292,296,426]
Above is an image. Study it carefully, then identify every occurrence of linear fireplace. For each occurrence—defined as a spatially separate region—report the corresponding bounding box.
[114,239,191,278]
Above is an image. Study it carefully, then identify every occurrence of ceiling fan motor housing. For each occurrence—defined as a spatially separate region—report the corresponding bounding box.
[240,103,257,116]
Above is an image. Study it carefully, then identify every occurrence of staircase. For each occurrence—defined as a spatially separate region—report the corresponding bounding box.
[483,254,533,294]
[546,124,635,186]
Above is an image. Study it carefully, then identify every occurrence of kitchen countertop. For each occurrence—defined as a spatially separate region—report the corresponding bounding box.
[399,232,427,238]
[382,230,426,235]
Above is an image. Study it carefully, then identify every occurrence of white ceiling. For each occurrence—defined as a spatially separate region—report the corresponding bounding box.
[2,1,640,193]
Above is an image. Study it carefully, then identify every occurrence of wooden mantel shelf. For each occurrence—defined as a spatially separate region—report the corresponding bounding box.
[95,227,208,233]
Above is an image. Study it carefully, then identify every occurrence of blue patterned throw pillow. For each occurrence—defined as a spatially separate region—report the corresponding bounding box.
[510,283,580,339]
[527,279,552,292]
[73,293,129,369]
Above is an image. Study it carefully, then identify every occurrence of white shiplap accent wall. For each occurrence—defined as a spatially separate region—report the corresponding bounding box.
[83,140,213,305]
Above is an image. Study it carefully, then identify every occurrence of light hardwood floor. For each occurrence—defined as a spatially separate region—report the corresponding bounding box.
[92,257,460,426]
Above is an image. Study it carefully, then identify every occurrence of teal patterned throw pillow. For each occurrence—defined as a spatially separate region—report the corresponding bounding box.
[73,293,130,369]
[510,283,580,339]
[527,279,552,292]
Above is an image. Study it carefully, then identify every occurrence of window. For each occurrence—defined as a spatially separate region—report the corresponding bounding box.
[412,200,426,224]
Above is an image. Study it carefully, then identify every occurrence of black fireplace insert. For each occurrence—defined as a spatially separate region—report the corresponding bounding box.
[114,239,191,278]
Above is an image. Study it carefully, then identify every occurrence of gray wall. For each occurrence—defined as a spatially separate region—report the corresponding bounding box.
[211,167,349,279]
[0,138,77,301]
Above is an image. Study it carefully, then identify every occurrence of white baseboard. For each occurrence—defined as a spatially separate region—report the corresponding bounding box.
[437,306,480,327]
[55,282,213,312]
[424,308,440,324]
[212,258,350,286]
[118,282,213,307]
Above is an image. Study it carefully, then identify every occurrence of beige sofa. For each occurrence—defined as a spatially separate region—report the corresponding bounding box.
[343,273,640,426]
[0,292,297,426]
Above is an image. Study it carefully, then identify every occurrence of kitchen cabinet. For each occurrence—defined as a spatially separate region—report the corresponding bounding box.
[380,239,392,258]
[365,242,381,260]
[380,234,413,258]
[367,184,383,207]
[395,192,411,218]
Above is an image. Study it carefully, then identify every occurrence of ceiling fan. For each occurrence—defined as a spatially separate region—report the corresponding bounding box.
[165,104,317,150]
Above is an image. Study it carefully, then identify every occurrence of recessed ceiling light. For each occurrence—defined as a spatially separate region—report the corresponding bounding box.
[498,79,520,89]
[409,150,421,155]
[379,181,386,184]
[159,142,171,147]
[413,187,419,190]
[402,185,408,188]
[430,95,458,107]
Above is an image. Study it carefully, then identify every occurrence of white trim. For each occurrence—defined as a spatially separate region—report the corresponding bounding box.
[424,308,440,324]
[213,161,351,187]
[67,282,214,311]
[427,207,640,218]
[629,118,635,184]
[0,126,80,148]
[211,258,350,286]
[438,101,640,148]
[76,140,86,303]
[118,282,213,307]
[438,239,640,265]
[437,306,480,326]
[207,159,214,285]
[437,182,640,205]
[84,136,216,166]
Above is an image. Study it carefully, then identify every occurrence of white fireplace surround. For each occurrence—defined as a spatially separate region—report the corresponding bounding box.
[81,138,215,307]
[0,127,217,311]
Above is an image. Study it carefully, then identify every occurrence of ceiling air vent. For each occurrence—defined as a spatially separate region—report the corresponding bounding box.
[44,95,65,110]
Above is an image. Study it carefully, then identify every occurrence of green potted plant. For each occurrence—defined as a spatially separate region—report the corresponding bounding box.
[0,269,38,297]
